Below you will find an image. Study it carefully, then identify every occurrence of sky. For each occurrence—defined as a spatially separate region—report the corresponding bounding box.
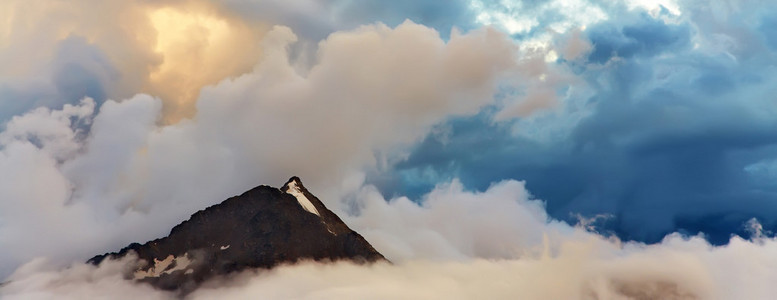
[1,0,777,299]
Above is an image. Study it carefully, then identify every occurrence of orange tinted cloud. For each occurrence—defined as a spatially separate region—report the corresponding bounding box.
[145,4,267,122]
[0,0,267,123]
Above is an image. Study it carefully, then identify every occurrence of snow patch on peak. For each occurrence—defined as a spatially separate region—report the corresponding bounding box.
[285,179,320,217]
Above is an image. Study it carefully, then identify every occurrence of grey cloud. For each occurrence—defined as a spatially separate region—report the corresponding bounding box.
[378,5,777,244]
[51,36,119,105]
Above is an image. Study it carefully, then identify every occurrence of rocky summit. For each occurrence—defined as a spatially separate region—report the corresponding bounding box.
[88,177,385,292]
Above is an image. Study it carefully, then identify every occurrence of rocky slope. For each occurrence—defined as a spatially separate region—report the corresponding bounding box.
[88,177,385,292]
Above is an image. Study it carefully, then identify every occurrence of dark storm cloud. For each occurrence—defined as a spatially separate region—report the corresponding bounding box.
[374,9,777,244]
[586,13,691,63]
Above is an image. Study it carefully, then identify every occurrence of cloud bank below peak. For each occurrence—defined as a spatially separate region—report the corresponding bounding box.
[6,178,777,300]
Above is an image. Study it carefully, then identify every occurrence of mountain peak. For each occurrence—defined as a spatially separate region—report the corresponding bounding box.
[89,177,385,293]
[285,176,302,185]
[281,176,319,216]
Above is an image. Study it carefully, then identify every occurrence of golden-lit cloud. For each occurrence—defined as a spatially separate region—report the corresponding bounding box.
[145,4,267,122]
[0,0,268,123]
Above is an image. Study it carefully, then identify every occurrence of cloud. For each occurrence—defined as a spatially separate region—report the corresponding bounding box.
[556,27,593,60]
[0,0,505,124]
[188,234,777,300]
[0,0,269,123]
[379,1,777,244]
[5,179,777,299]
[1,257,172,299]
[186,22,516,187]
[50,36,117,106]
[345,179,555,261]
[331,0,478,38]
[0,21,516,279]
[469,0,608,36]
[585,13,691,63]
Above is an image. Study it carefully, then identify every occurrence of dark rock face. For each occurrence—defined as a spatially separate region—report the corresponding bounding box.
[89,177,385,292]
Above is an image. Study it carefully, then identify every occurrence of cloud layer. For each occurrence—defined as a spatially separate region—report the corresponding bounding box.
[5,179,777,299]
